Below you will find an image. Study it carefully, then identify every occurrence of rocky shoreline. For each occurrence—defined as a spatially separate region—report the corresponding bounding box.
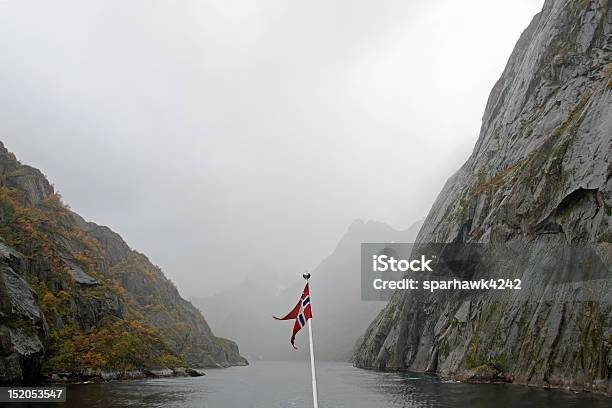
[356,365,611,397]
[43,367,207,384]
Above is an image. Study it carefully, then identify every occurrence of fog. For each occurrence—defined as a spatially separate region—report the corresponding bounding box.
[0,0,543,297]
[191,218,424,361]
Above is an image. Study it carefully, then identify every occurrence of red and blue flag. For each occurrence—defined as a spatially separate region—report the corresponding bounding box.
[273,282,312,349]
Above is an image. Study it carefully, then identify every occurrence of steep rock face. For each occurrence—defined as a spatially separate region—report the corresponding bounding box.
[354,0,611,395]
[0,142,246,383]
[0,244,47,383]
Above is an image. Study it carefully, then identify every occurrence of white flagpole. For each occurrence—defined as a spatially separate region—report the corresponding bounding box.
[304,273,319,408]
[308,319,319,408]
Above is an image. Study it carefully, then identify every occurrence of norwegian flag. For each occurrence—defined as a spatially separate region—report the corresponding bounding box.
[273,282,312,349]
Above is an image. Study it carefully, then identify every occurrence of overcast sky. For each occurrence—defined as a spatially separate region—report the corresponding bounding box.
[0,0,544,297]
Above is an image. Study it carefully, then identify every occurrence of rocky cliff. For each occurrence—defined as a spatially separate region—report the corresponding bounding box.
[354,0,611,395]
[0,143,246,384]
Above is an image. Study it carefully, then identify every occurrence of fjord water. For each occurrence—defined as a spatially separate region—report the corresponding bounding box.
[26,362,610,408]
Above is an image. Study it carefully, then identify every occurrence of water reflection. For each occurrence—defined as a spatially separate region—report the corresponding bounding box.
[15,362,610,408]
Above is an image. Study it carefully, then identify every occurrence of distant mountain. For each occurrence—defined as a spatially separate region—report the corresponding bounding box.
[0,142,246,384]
[191,265,289,361]
[191,218,423,362]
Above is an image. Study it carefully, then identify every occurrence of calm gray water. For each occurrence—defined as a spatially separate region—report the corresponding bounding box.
[17,362,611,408]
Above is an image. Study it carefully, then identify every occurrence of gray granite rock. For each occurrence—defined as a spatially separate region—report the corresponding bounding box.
[354,0,612,396]
[5,165,53,207]
[2,266,42,321]
[0,248,46,383]
[64,260,98,286]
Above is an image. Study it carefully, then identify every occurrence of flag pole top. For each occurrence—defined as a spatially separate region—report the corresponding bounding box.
[303,272,311,280]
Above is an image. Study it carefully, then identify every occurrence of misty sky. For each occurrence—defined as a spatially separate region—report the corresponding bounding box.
[0,0,544,297]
